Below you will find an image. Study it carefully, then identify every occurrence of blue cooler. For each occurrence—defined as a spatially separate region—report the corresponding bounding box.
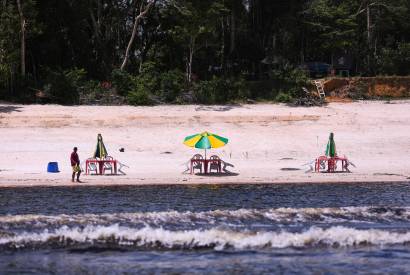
[47,162,60,173]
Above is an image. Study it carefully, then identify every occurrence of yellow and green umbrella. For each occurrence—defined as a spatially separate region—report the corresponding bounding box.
[183,131,228,158]
[93,133,108,159]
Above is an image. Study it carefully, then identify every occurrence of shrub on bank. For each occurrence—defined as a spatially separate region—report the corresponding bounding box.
[127,85,153,105]
[43,68,87,105]
[193,76,248,104]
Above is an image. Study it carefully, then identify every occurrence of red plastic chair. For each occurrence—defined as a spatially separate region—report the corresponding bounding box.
[191,154,204,174]
[209,155,221,173]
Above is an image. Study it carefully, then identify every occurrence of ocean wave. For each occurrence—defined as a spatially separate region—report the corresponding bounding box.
[1,225,410,250]
[1,207,409,228]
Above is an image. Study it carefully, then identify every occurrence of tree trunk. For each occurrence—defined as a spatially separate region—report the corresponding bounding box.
[16,0,26,77]
[367,2,371,47]
[220,18,225,71]
[187,36,195,83]
[120,0,155,71]
[229,10,235,54]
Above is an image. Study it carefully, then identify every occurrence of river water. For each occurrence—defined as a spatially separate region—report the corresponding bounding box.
[1,183,410,274]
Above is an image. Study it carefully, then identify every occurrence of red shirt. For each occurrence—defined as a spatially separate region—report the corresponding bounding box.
[70,152,80,166]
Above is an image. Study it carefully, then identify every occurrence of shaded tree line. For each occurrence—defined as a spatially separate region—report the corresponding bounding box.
[0,0,409,104]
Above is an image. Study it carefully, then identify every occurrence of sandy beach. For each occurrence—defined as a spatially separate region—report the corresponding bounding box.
[0,101,409,187]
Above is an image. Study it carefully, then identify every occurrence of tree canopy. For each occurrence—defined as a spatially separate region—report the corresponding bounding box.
[0,0,409,104]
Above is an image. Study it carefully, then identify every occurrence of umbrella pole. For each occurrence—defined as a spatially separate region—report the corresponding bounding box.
[205,149,207,159]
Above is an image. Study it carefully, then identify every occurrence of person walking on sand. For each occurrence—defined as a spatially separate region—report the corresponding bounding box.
[70,147,82,182]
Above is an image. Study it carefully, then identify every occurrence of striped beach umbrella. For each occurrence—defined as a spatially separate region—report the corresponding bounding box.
[184,131,228,158]
[94,133,108,159]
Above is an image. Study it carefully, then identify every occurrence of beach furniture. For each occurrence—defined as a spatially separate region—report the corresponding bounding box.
[102,156,114,174]
[184,131,229,174]
[190,154,204,174]
[314,133,350,172]
[315,156,349,172]
[86,158,99,175]
[85,157,117,175]
[94,134,108,159]
[85,134,119,175]
[325,133,337,157]
[208,155,222,173]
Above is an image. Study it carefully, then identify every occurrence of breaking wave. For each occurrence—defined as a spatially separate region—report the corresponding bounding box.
[1,225,410,250]
[1,206,409,228]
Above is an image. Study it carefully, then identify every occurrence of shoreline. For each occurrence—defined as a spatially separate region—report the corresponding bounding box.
[0,174,408,188]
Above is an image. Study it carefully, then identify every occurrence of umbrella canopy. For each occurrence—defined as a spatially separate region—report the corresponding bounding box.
[184,132,228,158]
[325,132,337,157]
[94,133,108,159]
[184,131,228,149]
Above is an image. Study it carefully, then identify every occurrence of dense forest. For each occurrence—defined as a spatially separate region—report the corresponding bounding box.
[1,0,409,105]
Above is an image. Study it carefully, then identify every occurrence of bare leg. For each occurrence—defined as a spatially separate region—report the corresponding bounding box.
[72,172,75,182]
[76,171,81,182]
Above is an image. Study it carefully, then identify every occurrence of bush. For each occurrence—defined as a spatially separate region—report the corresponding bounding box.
[126,62,160,105]
[376,42,410,76]
[194,76,248,104]
[43,68,86,105]
[111,69,134,96]
[160,69,185,102]
[126,63,186,104]
[275,91,293,103]
[270,65,309,102]
[127,84,153,105]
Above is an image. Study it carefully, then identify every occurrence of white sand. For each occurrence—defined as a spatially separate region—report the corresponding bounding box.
[1,101,409,187]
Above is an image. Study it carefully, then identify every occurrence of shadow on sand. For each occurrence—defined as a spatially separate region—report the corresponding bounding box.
[195,105,242,112]
[0,105,23,114]
[194,172,239,177]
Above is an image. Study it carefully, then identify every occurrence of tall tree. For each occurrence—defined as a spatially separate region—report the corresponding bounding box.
[120,0,156,71]
[16,0,26,77]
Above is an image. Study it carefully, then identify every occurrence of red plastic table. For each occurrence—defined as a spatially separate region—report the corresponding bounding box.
[315,156,348,172]
[190,159,221,174]
[85,159,118,175]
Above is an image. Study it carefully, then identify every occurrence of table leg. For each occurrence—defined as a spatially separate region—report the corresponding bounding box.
[99,162,103,175]
[204,160,208,174]
[85,161,88,175]
[114,161,117,175]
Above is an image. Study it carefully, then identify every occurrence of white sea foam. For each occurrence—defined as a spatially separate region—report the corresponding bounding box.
[1,225,410,250]
[0,206,409,227]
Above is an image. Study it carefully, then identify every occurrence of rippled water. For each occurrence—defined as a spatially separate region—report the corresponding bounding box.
[1,183,410,274]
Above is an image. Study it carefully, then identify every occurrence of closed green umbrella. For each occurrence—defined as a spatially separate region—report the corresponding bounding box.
[93,133,108,159]
[325,132,337,157]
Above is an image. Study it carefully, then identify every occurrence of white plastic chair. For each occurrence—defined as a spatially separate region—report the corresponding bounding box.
[103,156,114,174]
[86,158,98,175]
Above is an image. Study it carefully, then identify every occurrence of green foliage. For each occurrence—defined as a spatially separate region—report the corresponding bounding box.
[275,92,294,103]
[376,42,410,75]
[128,63,186,104]
[270,66,310,101]
[43,68,87,105]
[111,69,134,96]
[127,85,153,106]
[160,69,186,102]
[1,0,410,104]
[136,62,161,94]
[194,76,248,104]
